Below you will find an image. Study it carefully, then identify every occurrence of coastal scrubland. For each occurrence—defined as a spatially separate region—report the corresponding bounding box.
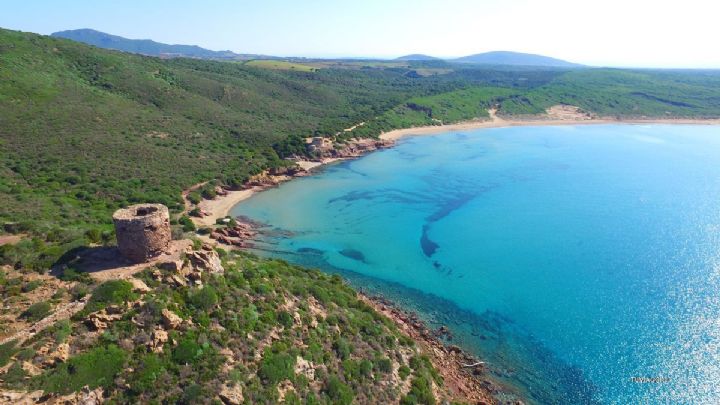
[3,26,720,403]
[1,246,476,404]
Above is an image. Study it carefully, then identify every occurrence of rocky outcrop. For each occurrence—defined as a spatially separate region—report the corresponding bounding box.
[306,137,394,159]
[150,328,168,353]
[294,356,315,381]
[187,247,224,274]
[161,308,183,330]
[128,278,152,293]
[267,165,306,177]
[329,138,394,158]
[85,309,123,331]
[156,245,224,287]
[113,204,171,263]
[158,258,184,272]
[210,221,258,248]
[0,390,44,404]
[362,295,499,405]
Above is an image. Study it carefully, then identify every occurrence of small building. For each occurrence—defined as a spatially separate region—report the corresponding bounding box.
[113,204,171,262]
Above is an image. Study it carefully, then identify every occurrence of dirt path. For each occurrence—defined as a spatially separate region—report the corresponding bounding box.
[0,299,88,347]
[181,181,209,216]
[0,234,24,246]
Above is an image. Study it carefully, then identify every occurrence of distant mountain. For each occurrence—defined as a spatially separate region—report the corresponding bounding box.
[452,51,581,67]
[51,29,267,60]
[395,54,440,61]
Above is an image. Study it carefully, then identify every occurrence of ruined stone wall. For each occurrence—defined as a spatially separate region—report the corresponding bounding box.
[112,204,171,262]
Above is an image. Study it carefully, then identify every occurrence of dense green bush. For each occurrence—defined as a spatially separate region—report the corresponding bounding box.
[188,286,218,310]
[86,280,137,312]
[19,302,52,322]
[258,350,296,384]
[38,345,127,394]
[325,375,354,405]
[172,338,202,365]
[400,374,436,405]
[333,338,352,360]
[0,341,18,367]
[178,216,196,232]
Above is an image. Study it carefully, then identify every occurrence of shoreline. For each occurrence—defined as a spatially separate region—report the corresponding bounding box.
[359,293,503,404]
[193,158,346,227]
[379,110,720,141]
[193,112,720,225]
[185,111,720,402]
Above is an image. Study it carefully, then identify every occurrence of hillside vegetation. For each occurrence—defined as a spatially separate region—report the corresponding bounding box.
[3,27,720,405]
[0,245,468,404]
[3,26,720,285]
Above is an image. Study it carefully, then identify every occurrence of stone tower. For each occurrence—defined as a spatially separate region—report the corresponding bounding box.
[113,204,171,262]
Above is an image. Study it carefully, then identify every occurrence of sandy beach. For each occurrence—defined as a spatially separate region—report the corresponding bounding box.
[191,107,720,225]
[379,107,720,141]
[192,158,344,227]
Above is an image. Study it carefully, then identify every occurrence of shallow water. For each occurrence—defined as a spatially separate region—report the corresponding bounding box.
[232,125,720,404]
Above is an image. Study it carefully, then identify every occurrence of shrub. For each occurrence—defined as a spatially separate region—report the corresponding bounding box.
[400,374,436,405]
[375,357,392,373]
[172,338,202,365]
[179,215,196,232]
[59,267,92,283]
[86,280,137,312]
[52,320,72,343]
[325,375,353,405]
[0,340,18,367]
[258,350,295,384]
[85,228,102,244]
[20,302,51,322]
[129,353,166,393]
[187,192,201,205]
[21,279,43,293]
[38,345,127,394]
[188,286,218,311]
[201,186,216,200]
[181,384,204,403]
[398,365,411,380]
[333,338,352,360]
[70,283,89,301]
[51,288,66,300]
[359,359,373,378]
[277,311,294,329]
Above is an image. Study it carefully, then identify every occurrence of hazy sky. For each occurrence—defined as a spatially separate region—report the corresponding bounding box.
[2,0,719,68]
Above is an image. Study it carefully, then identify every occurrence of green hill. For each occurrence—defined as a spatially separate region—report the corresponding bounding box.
[453,51,581,67]
[395,54,440,61]
[2,26,720,274]
[51,28,259,60]
[0,28,451,235]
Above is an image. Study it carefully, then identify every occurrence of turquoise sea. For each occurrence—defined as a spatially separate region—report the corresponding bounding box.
[232,125,720,404]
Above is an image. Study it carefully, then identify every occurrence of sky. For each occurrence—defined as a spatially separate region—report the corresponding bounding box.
[2,0,719,68]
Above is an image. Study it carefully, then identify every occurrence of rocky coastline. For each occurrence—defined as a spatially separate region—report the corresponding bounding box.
[360,294,521,405]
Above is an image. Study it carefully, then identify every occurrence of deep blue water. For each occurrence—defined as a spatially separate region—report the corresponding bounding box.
[232,125,720,404]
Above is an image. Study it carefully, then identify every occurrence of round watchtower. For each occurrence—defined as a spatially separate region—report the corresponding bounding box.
[113,204,171,262]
